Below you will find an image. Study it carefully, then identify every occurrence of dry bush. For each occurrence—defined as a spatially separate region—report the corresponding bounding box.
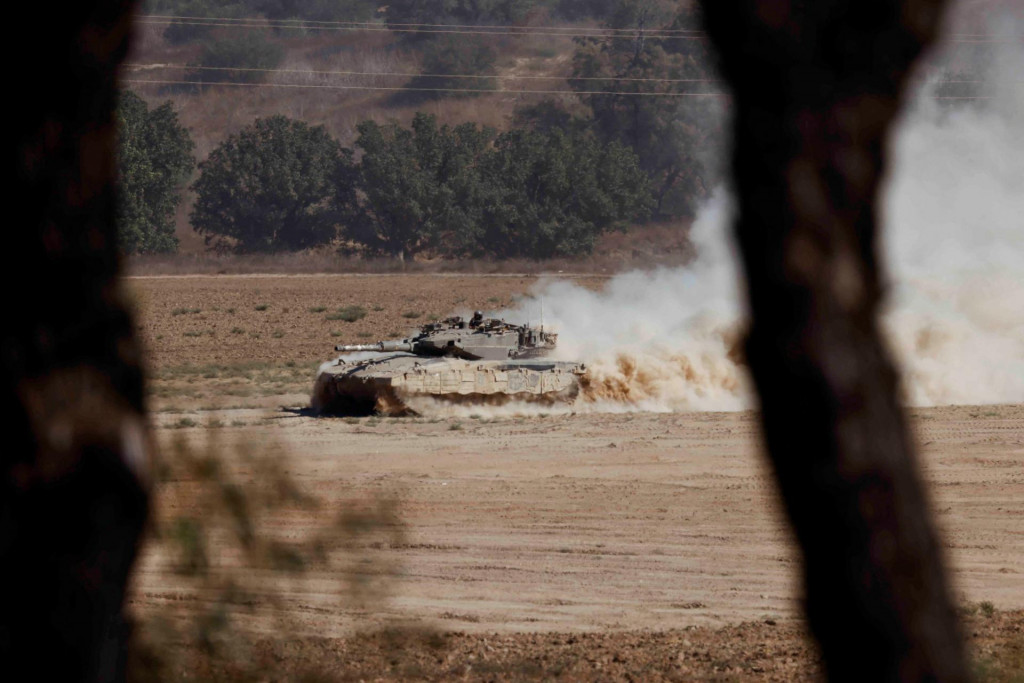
[327,305,367,322]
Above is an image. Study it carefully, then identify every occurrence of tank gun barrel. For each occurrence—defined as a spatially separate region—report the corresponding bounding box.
[334,340,415,353]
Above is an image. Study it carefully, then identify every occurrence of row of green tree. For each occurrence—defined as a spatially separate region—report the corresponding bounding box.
[116,92,195,253]
[117,96,650,259]
[148,0,724,220]
[121,0,725,255]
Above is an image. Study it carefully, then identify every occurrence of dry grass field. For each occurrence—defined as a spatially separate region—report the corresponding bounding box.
[127,273,1024,681]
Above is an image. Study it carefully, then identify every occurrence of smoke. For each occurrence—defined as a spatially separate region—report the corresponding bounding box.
[505,38,1024,412]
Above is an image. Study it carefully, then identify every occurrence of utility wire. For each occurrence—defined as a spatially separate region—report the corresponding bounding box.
[125,78,992,100]
[124,78,729,97]
[138,14,1019,42]
[124,62,721,84]
[136,17,709,40]
[124,63,995,86]
[142,13,707,35]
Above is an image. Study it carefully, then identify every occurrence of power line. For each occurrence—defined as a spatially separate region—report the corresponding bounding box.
[124,78,729,97]
[137,14,1019,42]
[125,63,995,87]
[123,78,996,104]
[142,13,706,35]
[136,16,710,40]
[124,62,721,84]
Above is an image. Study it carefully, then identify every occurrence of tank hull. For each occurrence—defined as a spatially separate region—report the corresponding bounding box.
[312,354,586,415]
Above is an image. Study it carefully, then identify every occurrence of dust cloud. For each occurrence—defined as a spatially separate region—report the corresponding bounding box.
[515,192,748,413]
[509,44,1024,412]
[882,43,1024,406]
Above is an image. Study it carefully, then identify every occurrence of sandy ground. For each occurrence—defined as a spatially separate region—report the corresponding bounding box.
[127,274,1024,679]
[136,405,1024,627]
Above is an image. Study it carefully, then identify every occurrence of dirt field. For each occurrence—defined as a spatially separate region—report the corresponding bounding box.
[127,274,1024,680]
[130,273,607,366]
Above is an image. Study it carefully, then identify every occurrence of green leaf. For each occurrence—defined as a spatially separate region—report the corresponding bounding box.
[116,90,195,254]
[190,116,356,253]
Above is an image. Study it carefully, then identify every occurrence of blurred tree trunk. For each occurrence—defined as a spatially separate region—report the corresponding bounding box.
[698,0,968,680]
[1,3,149,681]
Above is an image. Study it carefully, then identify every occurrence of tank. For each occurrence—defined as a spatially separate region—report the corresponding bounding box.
[312,312,586,415]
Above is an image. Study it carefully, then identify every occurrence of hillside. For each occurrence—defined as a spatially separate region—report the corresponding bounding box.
[124,6,645,257]
[120,0,1008,263]
[126,22,584,157]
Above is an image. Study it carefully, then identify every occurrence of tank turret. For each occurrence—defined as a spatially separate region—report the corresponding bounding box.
[334,315,557,361]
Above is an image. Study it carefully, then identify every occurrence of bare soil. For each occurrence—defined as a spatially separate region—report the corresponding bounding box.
[125,220,694,277]
[129,273,606,367]
[128,274,1024,680]
[140,611,1024,681]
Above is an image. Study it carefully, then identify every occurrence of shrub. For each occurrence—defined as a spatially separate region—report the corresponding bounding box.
[347,113,493,260]
[326,305,366,322]
[555,0,618,21]
[116,90,195,254]
[185,31,284,85]
[384,0,533,33]
[191,116,358,252]
[569,4,725,218]
[400,36,497,102]
[471,127,652,258]
[257,0,378,23]
[158,0,248,44]
[337,305,367,322]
